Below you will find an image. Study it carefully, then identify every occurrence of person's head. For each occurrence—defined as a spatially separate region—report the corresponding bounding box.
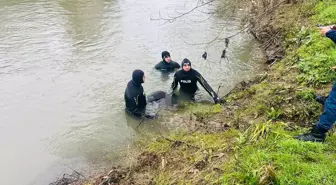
[181,58,191,72]
[132,69,145,84]
[161,51,171,63]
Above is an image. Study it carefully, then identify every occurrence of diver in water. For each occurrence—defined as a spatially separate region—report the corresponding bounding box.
[155,51,181,72]
[124,69,166,118]
[170,58,220,104]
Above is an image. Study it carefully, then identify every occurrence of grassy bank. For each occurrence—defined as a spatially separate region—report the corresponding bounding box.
[84,0,336,184]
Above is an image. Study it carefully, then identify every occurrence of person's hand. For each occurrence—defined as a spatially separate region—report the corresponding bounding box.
[214,97,221,104]
[319,26,331,36]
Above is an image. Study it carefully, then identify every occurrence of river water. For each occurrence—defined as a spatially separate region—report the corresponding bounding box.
[0,0,264,184]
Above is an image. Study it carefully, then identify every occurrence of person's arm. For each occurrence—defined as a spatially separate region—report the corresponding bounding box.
[326,30,336,44]
[174,62,181,70]
[155,62,161,70]
[321,28,336,71]
[171,73,178,91]
[195,71,220,103]
[328,30,336,71]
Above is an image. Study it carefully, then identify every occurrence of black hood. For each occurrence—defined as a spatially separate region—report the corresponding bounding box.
[181,58,191,67]
[132,69,144,85]
[161,51,171,60]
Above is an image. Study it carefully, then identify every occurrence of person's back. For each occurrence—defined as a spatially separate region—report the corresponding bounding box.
[155,51,180,72]
[124,70,147,117]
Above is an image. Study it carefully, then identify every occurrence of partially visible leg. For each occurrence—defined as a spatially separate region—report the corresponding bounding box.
[295,83,336,142]
[317,83,336,131]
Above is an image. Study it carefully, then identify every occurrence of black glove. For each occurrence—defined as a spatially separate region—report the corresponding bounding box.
[213,97,221,104]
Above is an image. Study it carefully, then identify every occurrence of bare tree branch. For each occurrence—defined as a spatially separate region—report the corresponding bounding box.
[150,0,217,24]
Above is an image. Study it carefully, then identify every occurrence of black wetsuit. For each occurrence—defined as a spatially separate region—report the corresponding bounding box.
[124,70,147,117]
[125,70,167,118]
[171,65,218,100]
[155,60,180,72]
[155,51,180,72]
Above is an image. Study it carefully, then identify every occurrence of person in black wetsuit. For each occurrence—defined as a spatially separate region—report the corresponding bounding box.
[155,51,181,72]
[124,69,166,118]
[124,69,147,117]
[170,58,220,104]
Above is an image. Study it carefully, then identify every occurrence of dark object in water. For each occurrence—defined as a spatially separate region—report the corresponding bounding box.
[225,38,229,48]
[202,52,207,60]
[221,49,226,59]
[147,91,166,102]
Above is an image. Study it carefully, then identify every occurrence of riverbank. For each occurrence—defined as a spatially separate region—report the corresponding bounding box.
[69,0,336,184]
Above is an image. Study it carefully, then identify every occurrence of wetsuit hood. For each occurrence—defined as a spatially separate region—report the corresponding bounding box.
[181,58,191,67]
[161,51,170,59]
[132,69,144,85]
[161,51,171,62]
[181,58,192,73]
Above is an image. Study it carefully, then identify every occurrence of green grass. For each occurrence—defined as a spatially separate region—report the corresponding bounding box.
[221,122,336,185]
[293,0,336,86]
[143,122,336,185]
[314,1,336,25]
[149,1,336,184]
[296,88,316,101]
[219,2,336,183]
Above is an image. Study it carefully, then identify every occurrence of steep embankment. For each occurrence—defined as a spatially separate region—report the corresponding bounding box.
[75,1,336,184]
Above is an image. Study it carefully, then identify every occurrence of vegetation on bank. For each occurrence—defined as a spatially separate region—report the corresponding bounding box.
[78,0,336,184]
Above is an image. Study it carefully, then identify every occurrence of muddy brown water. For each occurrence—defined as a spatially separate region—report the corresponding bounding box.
[0,0,264,184]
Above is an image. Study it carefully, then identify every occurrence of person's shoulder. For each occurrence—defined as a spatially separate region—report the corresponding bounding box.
[125,81,133,94]
[191,68,200,74]
[171,60,179,64]
[171,60,180,66]
[175,69,183,75]
[126,80,133,86]
[155,61,164,69]
[126,81,136,90]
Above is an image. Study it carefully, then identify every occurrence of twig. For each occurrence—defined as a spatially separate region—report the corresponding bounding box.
[135,106,164,129]
[217,83,223,95]
[58,162,86,178]
[150,0,216,23]
[135,117,146,129]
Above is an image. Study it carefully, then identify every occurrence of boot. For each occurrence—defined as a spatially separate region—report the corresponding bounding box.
[295,125,327,142]
[315,95,328,105]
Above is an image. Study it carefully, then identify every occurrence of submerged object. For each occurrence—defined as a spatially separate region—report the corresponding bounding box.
[202,52,207,60]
